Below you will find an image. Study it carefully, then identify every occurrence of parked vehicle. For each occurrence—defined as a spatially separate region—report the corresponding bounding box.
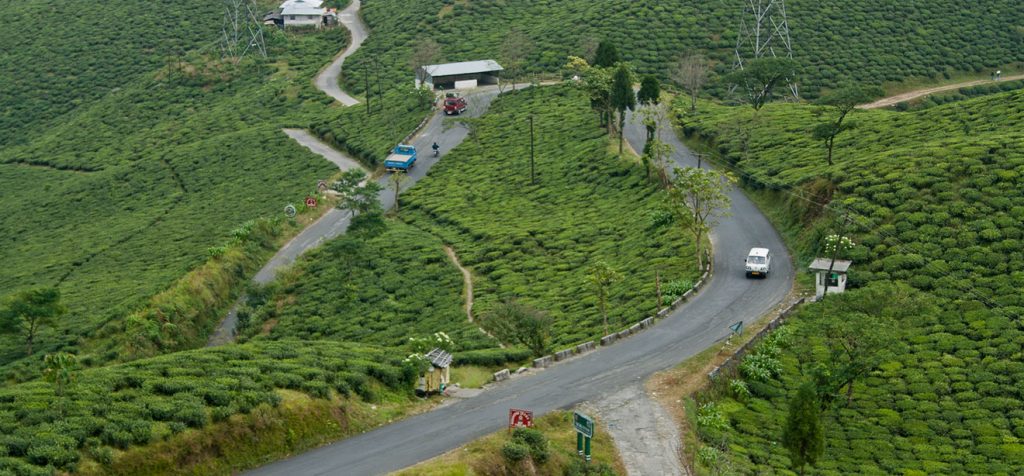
[744,247,772,278]
[384,144,417,172]
[444,96,468,115]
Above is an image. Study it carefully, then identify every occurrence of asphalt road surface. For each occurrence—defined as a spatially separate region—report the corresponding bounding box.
[313,0,367,106]
[246,109,795,475]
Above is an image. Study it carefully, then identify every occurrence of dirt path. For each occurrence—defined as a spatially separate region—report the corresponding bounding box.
[591,384,687,476]
[858,74,1024,109]
[443,245,474,322]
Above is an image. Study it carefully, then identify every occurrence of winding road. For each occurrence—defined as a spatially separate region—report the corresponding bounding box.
[858,73,1024,109]
[314,0,367,106]
[220,1,794,473]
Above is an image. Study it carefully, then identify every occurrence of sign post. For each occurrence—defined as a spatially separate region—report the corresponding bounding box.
[573,411,594,463]
[508,409,534,430]
[729,321,744,335]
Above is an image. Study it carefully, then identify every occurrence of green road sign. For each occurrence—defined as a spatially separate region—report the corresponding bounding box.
[574,411,594,438]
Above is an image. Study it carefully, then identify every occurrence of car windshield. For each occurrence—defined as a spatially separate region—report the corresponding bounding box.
[445,99,458,105]
[748,256,766,264]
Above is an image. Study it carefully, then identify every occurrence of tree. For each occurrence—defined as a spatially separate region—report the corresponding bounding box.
[610,64,636,155]
[637,75,660,106]
[478,300,552,357]
[588,261,622,336]
[593,41,620,68]
[671,54,709,111]
[332,169,383,218]
[42,352,78,397]
[668,168,735,270]
[409,37,441,86]
[782,381,824,475]
[636,103,674,186]
[811,85,883,165]
[725,57,799,110]
[806,282,928,407]
[389,171,407,213]
[565,56,613,132]
[1,288,66,356]
[500,27,534,91]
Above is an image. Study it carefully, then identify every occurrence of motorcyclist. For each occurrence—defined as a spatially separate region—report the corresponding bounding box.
[432,142,440,156]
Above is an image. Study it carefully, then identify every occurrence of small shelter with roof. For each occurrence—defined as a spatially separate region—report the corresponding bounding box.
[417,60,504,90]
[809,258,852,299]
[418,348,452,396]
[273,0,324,28]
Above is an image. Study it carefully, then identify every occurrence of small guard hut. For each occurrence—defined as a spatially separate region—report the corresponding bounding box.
[421,348,452,394]
[809,258,852,299]
[417,60,504,90]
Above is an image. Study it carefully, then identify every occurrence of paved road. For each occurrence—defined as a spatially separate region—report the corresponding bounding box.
[247,109,795,475]
[313,0,367,106]
[858,73,1024,109]
[206,90,501,346]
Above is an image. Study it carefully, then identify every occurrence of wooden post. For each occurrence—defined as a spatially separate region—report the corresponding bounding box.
[655,270,663,312]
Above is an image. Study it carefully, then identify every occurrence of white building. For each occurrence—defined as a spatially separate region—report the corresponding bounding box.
[280,0,323,28]
[809,258,852,299]
[417,60,504,90]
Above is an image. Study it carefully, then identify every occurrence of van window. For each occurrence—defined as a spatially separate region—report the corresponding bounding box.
[748,256,766,264]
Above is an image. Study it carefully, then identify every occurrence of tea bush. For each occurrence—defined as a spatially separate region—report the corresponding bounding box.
[0,340,411,473]
[681,89,1024,472]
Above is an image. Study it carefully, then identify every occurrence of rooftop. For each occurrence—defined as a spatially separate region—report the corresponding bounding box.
[424,348,452,369]
[423,60,504,78]
[281,0,323,16]
[808,258,852,273]
[748,247,770,257]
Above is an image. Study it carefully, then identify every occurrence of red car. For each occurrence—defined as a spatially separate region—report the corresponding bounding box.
[443,96,467,115]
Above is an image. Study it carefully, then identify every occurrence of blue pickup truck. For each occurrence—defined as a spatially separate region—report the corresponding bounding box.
[383,144,417,172]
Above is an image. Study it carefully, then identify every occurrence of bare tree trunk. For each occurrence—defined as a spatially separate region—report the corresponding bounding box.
[656,271,663,312]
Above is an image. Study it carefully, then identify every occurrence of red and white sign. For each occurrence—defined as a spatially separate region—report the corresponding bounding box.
[508,408,534,429]
[305,196,318,208]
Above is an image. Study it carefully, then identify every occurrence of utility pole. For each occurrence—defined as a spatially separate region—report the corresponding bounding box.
[822,210,850,298]
[364,64,371,114]
[732,0,799,99]
[529,114,536,184]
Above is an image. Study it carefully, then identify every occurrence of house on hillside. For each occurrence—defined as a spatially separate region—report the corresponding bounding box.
[279,0,324,28]
[417,348,452,396]
[417,60,504,90]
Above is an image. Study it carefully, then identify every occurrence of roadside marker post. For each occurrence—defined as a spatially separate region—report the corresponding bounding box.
[573,411,594,463]
[508,408,534,431]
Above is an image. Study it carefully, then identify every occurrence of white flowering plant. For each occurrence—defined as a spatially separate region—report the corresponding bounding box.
[824,234,855,257]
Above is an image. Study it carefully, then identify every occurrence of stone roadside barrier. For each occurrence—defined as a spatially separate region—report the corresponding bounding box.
[493,368,510,382]
[554,349,574,361]
[532,355,553,368]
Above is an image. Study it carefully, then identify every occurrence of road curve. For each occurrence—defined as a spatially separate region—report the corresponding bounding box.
[246,109,795,475]
[314,0,368,106]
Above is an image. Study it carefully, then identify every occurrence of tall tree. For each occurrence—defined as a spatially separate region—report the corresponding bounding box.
[1,288,66,356]
[593,41,620,68]
[782,381,825,476]
[500,27,535,91]
[410,37,441,86]
[671,54,709,111]
[668,168,735,271]
[43,352,78,417]
[637,75,661,106]
[479,300,553,357]
[588,261,622,335]
[565,56,613,132]
[332,169,383,218]
[811,85,883,165]
[725,57,799,111]
[610,64,636,155]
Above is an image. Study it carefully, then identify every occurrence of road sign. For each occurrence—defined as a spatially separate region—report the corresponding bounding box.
[729,321,744,335]
[305,196,318,208]
[509,409,533,429]
[573,411,594,438]
[284,204,297,218]
[316,180,328,193]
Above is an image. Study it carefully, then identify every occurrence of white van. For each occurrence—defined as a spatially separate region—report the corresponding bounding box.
[745,247,772,278]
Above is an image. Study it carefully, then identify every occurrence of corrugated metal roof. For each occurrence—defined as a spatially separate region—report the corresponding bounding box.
[425,348,453,368]
[424,60,504,78]
[281,0,322,7]
[808,258,852,273]
[281,0,322,15]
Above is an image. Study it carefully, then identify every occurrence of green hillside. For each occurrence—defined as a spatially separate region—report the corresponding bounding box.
[678,90,1024,473]
[343,0,1023,97]
[0,28,352,375]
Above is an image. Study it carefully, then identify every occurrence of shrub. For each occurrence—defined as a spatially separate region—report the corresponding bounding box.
[501,441,529,464]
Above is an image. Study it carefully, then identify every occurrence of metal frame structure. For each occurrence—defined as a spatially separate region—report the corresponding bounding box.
[733,0,798,98]
[220,0,267,62]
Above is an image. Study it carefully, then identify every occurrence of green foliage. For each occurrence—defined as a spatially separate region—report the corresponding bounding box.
[347,0,1024,99]
[593,41,621,68]
[479,300,553,357]
[668,167,734,270]
[725,57,800,110]
[782,382,825,474]
[0,288,66,356]
[333,169,384,216]
[0,340,411,473]
[400,86,698,346]
[241,220,493,350]
[637,76,661,106]
[662,279,694,301]
[682,90,1024,473]
[451,348,533,367]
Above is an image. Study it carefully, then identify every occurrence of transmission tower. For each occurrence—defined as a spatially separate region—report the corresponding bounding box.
[733,0,798,98]
[220,0,267,63]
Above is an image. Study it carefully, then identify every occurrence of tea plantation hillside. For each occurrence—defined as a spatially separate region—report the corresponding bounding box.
[676,90,1024,473]
[0,30,358,377]
[0,340,416,475]
[0,0,228,147]
[344,0,1023,98]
